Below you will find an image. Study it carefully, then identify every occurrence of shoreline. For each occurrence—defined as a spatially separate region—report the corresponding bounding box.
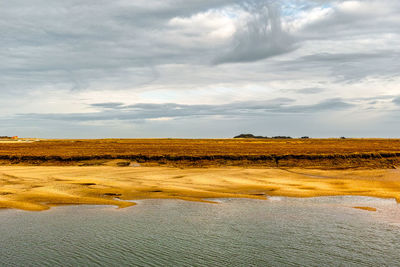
[1,166,400,211]
[1,197,394,214]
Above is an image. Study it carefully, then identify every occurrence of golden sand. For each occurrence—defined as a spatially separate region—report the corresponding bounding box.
[0,166,399,211]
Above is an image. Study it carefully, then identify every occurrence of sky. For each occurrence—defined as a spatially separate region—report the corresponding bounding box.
[1,0,400,138]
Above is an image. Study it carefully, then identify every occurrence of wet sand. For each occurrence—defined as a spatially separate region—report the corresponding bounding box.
[1,166,400,211]
[353,206,377,212]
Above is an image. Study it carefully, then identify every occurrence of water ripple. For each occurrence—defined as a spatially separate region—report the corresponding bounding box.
[1,198,400,266]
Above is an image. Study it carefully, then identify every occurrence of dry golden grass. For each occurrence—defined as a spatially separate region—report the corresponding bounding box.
[1,166,399,211]
[2,138,400,156]
[1,138,400,168]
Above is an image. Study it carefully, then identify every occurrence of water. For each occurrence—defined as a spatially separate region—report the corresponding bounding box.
[1,197,400,266]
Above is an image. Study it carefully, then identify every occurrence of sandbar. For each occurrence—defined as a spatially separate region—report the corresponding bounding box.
[353,206,377,212]
[1,166,400,211]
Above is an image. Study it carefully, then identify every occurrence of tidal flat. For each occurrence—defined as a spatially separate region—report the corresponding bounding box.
[1,166,400,211]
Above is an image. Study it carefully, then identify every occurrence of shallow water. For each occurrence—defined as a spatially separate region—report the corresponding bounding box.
[1,197,400,266]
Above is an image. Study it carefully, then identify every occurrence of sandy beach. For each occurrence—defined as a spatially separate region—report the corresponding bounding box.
[1,166,399,211]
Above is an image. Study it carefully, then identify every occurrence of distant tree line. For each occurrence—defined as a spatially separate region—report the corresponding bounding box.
[233,134,351,139]
[234,134,295,139]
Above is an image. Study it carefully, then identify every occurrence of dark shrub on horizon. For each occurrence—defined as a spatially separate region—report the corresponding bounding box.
[234,134,292,139]
[272,136,292,139]
[234,134,269,139]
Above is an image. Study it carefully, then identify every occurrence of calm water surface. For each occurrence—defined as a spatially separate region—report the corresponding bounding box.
[1,197,400,266]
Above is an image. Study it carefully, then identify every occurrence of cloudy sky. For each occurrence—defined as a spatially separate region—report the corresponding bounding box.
[1,0,400,138]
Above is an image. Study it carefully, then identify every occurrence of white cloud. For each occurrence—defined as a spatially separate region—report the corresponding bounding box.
[1,0,400,137]
[284,6,334,32]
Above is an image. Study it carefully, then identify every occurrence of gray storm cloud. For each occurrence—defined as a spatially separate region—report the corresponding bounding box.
[1,0,400,138]
[18,98,354,122]
[214,0,296,64]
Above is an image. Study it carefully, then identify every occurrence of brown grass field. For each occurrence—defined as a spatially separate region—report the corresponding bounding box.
[1,138,400,168]
[1,138,400,211]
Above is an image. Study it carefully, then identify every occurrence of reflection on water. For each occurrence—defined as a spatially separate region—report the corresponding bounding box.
[1,197,400,266]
